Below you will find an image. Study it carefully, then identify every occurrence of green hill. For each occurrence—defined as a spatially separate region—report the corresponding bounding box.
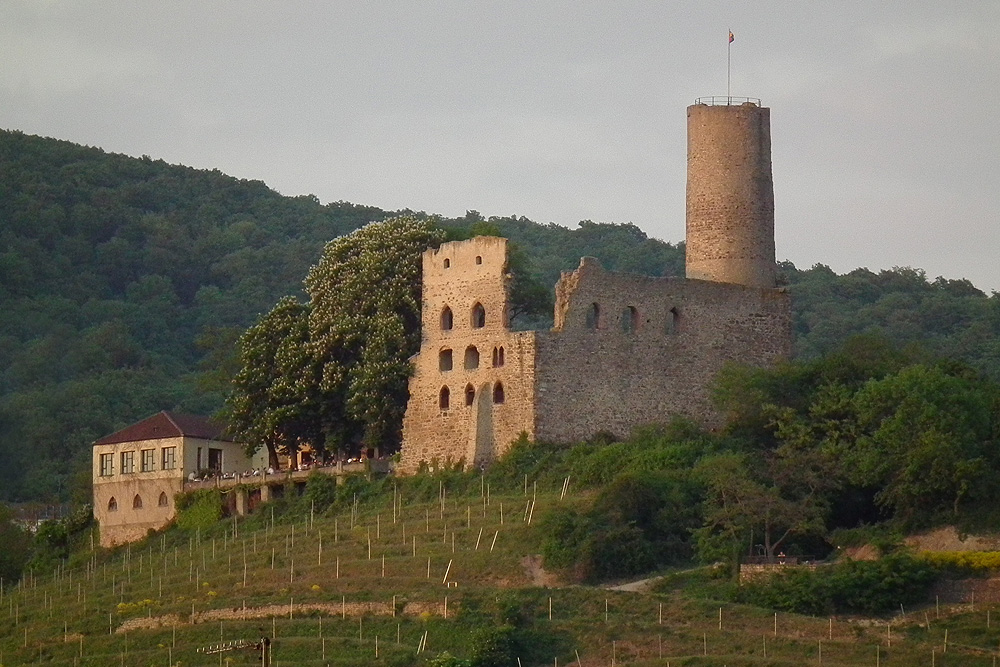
[3,469,1000,666]
[2,130,1000,505]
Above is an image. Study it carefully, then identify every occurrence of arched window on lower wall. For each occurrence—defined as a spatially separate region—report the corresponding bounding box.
[471,303,486,328]
[158,492,169,507]
[493,382,505,404]
[133,494,143,510]
[108,497,118,512]
[622,306,639,333]
[439,386,450,410]
[666,306,680,335]
[464,345,480,369]
[465,384,475,406]
[439,348,453,371]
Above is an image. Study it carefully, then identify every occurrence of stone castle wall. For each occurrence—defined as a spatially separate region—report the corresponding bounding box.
[534,257,791,442]
[399,237,537,473]
[400,101,790,471]
[399,240,792,471]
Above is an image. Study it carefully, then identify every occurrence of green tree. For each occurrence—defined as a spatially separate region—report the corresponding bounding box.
[304,216,447,454]
[224,296,321,468]
[847,364,999,521]
[0,504,32,584]
[694,448,833,570]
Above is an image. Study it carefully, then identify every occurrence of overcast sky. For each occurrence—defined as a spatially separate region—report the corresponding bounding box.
[3,1,998,291]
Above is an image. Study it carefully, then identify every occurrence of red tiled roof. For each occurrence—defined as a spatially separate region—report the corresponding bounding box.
[93,411,232,446]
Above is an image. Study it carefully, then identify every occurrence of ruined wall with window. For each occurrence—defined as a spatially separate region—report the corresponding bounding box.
[534,256,791,442]
[399,238,792,473]
[399,237,537,472]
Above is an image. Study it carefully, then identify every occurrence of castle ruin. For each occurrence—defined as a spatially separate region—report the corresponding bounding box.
[398,100,792,471]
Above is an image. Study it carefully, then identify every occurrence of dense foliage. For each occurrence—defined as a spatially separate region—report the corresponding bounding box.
[0,504,33,583]
[3,130,1000,504]
[736,553,939,615]
[0,130,395,501]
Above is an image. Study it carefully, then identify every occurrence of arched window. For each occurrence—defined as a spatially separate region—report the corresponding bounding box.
[491,346,506,367]
[132,494,143,510]
[158,492,169,507]
[493,382,505,404]
[666,307,679,335]
[440,307,453,330]
[471,303,486,329]
[464,345,480,370]
[475,255,482,265]
[439,386,450,410]
[439,348,453,371]
[465,384,475,406]
[585,303,600,329]
[108,497,118,512]
[443,258,451,269]
[622,306,639,333]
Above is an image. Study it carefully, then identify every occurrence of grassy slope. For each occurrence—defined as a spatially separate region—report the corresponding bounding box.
[2,479,1000,666]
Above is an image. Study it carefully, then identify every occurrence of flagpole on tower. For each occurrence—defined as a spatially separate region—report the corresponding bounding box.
[727,29,733,104]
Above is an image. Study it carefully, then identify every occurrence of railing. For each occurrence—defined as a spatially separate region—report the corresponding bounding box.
[182,459,392,491]
[694,96,761,106]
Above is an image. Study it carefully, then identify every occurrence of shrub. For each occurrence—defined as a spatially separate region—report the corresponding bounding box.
[469,625,517,667]
[919,551,1000,574]
[737,553,939,615]
[175,490,222,532]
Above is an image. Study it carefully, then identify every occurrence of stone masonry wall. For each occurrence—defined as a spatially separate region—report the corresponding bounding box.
[686,102,775,288]
[399,237,537,473]
[534,257,791,443]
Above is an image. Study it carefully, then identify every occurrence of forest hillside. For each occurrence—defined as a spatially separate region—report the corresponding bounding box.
[2,129,998,503]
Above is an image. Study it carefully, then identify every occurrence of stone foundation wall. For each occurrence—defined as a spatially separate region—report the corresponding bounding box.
[94,477,184,547]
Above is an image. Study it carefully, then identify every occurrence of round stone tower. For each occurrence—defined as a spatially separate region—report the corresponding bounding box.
[685,99,775,288]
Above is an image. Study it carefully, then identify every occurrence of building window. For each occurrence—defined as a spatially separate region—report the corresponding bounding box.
[622,306,639,333]
[666,307,680,335]
[493,382,505,404]
[121,451,135,474]
[492,346,505,367]
[441,306,453,330]
[162,446,176,470]
[141,448,155,472]
[158,492,169,507]
[464,345,480,370]
[443,258,450,269]
[208,448,223,472]
[197,447,203,471]
[133,494,143,510]
[465,384,475,406]
[108,497,118,512]
[475,255,482,265]
[99,453,114,477]
[439,348,453,371]
[439,386,450,410]
[585,303,601,329]
[471,303,486,328]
